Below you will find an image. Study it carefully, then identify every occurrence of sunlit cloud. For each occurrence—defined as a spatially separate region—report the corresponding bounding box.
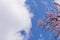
[0,0,32,40]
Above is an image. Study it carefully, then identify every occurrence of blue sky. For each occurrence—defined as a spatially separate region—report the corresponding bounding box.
[25,0,58,40]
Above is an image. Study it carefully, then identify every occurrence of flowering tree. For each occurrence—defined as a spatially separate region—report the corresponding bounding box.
[37,2,60,40]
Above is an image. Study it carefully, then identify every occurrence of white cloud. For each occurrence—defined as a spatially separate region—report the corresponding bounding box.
[0,0,32,40]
